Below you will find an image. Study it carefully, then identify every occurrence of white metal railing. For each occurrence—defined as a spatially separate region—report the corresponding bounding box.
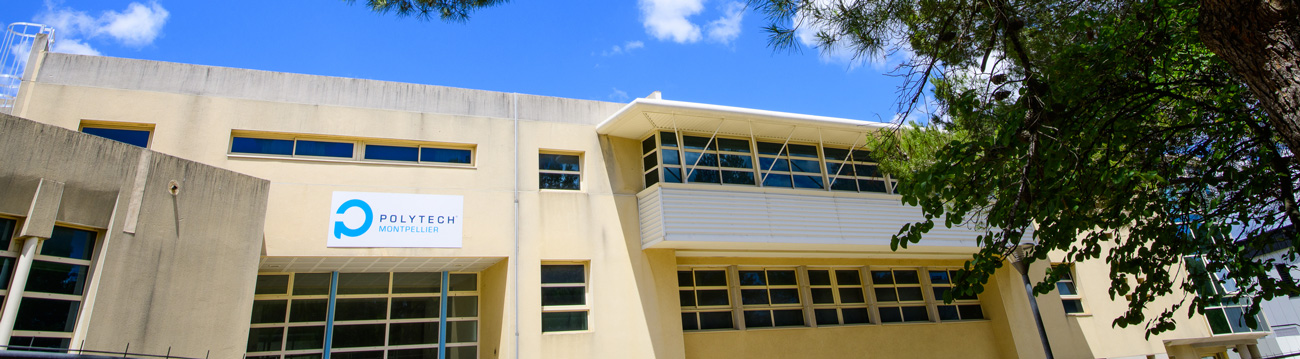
[0,22,54,115]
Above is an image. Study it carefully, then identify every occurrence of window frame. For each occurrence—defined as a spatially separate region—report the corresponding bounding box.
[927,268,985,322]
[870,267,930,323]
[78,120,154,148]
[540,263,590,333]
[227,131,476,167]
[538,151,583,191]
[1053,264,1086,315]
[0,216,104,350]
[805,267,873,326]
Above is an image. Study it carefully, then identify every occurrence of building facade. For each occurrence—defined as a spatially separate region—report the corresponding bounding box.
[0,34,1274,359]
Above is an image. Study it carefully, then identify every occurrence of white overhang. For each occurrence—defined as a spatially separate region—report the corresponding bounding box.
[597,98,893,146]
[259,256,504,273]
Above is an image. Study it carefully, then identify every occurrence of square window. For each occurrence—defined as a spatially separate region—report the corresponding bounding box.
[539,153,581,190]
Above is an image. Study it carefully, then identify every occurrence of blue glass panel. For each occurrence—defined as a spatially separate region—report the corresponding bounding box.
[762,173,792,188]
[295,140,353,158]
[687,169,720,184]
[364,145,418,162]
[422,148,472,164]
[43,227,94,260]
[793,175,824,189]
[662,149,681,165]
[721,170,755,185]
[759,157,789,172]
[539,154,580,171]
[830,178,858,191]
[231,137,293,155]
[663,167,683,183]
[719,154,753,169]
[82,127,150,147]
[790,159,821,173]
[860,180,888,193]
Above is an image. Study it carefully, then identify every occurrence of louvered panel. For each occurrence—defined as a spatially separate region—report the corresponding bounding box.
[637,187,666,246]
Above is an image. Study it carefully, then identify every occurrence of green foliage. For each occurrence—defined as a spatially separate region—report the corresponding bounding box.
[760,0,1299,335]
[347,0,508,22]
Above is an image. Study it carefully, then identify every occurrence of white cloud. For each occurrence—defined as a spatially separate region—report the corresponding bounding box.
[624,41,645,51]
[34,1,169,55]
[602,40,646,56]
[640,0,705,43]
[609,88,631,101]
[705,2,744,44]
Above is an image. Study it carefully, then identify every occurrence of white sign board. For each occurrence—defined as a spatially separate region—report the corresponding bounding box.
[328,191,463,248]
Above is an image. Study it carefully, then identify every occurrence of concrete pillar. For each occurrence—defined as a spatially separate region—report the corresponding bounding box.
[1236,344,1253,359]
[1248,344,1262,359]
[0,236,43,344]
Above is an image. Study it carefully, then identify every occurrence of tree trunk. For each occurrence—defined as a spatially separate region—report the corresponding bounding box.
[1200,0,1300,152]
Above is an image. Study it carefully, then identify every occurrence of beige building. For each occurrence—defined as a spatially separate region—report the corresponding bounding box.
[0,34,1273,359]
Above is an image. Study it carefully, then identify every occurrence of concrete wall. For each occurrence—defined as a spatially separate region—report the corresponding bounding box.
[0,113,270,358]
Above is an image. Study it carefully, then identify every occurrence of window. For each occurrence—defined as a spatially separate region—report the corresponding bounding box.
[872,269,929,323]
[929,269,984,321]
[229,132,474,166]
[1054,265,1085,314]
[0,218,98,350]
[539,153,581,190]
[808,268,871,325]
[738,268,803,328]
[1185,257,1269,335]
[678,268,734,331]
[247,272,480,359]
[80,121,152,148]
[824,147,890,193]
[541,264,588,332]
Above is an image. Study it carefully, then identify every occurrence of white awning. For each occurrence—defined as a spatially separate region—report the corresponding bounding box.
[596,98,894,147]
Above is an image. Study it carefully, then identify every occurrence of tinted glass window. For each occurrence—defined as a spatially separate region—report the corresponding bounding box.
[82,127,150,147]
[231,137,294,155]
[421,148,472,164]
[364,145,418,162]
[294,140,353,158]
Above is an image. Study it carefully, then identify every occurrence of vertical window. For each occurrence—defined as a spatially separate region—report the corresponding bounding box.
[0,220,98,351]
[642,135,660,187]
[824,147,892,193]
[929,269,984,321]
[872,269,929,323]
[541,264,588,332]
[757,142,824,189]
[539,153,581,190]
[80,122,152,148]
[1054,265,1085,314]
[738,268,803,328]
[658,132,683,184]
[808,269,871,325]
[678,268,734,331]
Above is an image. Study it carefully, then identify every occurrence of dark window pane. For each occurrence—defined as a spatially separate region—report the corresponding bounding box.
[542,287,586,306]
[901,306,929,322]
[878,307,903,323]
[855,164,880,177]
[687,169,720,184]
[811,288,835,304]
[759,157,790,172]
[389,348,437,359]
[743,310,773,327]
[839,288,865,303]
[823,147,851,160]
[25,261,87,295]
[830,178,858,191]
[934,287,952,302]
[1057,282,1077,296]
[770,289,801,304]
[0,219,14,251]
[448,320,477,343]
[246,327,283,352]
[660,132,678,147]
[695,271,727,286]
[14,298,78,332]
[787,144,818,158]
[938,305,960,321]
[331,324,385,348]
[680,290,697,307]
[685,151,718,167]
[289,299,328,322]
[860,180,888,193]
[762,173,792,188]
[389,322,439,345]
[285,355,322,359]
[662,149,681,165]
[958,305,985,320]
[334,298,387,321]
[696,290,729,306]
[542,265,584,284]
[642,136,657,154]
[842,308,870,324]
[447,346,477,359]
[738,271,766,286]
[929,271,950,284]
[826,163,852,176]
[421,148,472,164]
[645,169,660,187]
[82,127,149,147]
[43,226,95,260]
[540,173,581,190]
[682,136,715,150]
[853,150,875,162]
[793,175,824,189]
[448,296,478,317]
[767,270,797,285]
[285,326,324,350]
[756,142,785,155]
[295,140,353,158]
[643,152,658,170]
[835,270,862,285]
[717,138,751,153]
[894,270,920,284]
[293,273,332,295]
[336,273,388,295]
[898,287,925,302]
[773,309,804,327]
[664,167,683,183]
[539,154,580,171]
[391,297,440,319]
[699,311,734,330]
[542,311,588,332]
[256,275,290,295]
[789,159,820,173]
[871,271,894,285]
[246,356,280,359]
[875,288,898,302]
[392,273,440,294]
[808,270,831,286]
[815,308,840,325]
[251,300,287,324]
[232,137,293,155]
[677,271,694,286]
[450,273,477,291]
[330,351,382,359]
[719,154,753,169]
[364,145,418,162]
[956,290,978,301]
[741,289,770,305]
[1206,308,1231,334]
[0,257,11,290]
[1063,299,1084,314]
[681,313,699,330]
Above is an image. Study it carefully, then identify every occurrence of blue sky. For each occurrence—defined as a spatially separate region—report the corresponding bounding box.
[3,0,914,122]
